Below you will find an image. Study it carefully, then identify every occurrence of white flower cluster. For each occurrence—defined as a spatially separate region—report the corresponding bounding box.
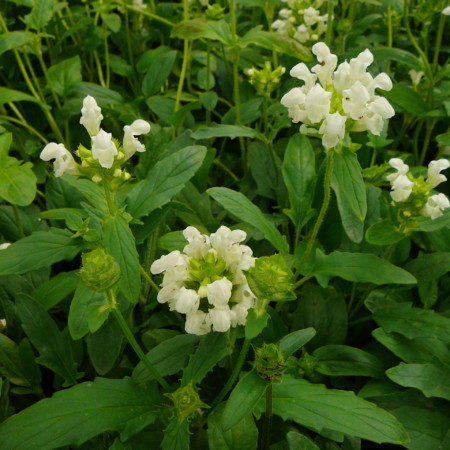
[387,158,450,219]
[272,0,327,44]
[40,96,151,176]
[150,226,256,335]
[281,43,395,149]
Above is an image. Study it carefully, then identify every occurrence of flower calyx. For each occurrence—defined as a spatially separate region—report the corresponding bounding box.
[165,383,209,423]
[255,343,285,383]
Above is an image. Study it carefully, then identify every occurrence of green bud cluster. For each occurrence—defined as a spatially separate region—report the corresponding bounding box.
[245,254,295,304]
[79,248,121,292]
[255,343,285,383]
[165,383,209,422]
[247,62,286,97]
[186,250,230,290]
[206,3,225,20]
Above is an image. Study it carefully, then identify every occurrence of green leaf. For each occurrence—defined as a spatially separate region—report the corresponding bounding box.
[272,376,409,444]
[373,302,450,344]
[33,270,79,310]
[0,228,83,275]
[207,403,258,450]
[287,431,319,450]
[126,146,207,220]
[158,231,187,252]
[161,417,190,450]
[313,345,385,378]
[0,160,37,206]
[403,252,450,281]
[0,377,161,449]
[103,213,141,303]
[331,148,367,243]
[47,56,82,97]
[0,335,39,389]
[72,82,124,106]
[369,47,422,70]
[245,309,270,339]
[0,31,34,56]
[208,187,289,253]
[239,26,312,61]
[222,369,269,431]
[278,328,316,359]
[191,124,258,140]
[0,87,42,105]
[382,84,429,116]
[16,294,78,386]
[61,175,107,211]
[140,49,177,97]
[309,250,417,286]
[372,328,450,364]
[68,282,109,340]
[366,219,405,245]
[101,13,121,32]
[199,91,218,111]
[282,134,316,228]
[386,359,450,400]
[171,19,233,46]
[133,335,199,383]
[24,0,55,29]
[182,332,229,386]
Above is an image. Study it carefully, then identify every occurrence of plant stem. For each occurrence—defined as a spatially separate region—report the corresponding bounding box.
[108,290,171,391]
[139,264,160,292]
[386,6,393,73]
[175,0,190,113]
[325,0,334,46]
[209,338,251,411]
[432,13,446,74]
[103,176,118,216]
[126,5,175,27]
[299,151,334,267]
[262,383,273,450]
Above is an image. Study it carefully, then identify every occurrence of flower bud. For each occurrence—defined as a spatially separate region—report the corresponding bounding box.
[165,383,209,422]
[79,248,121,292]
[255,343,285,382]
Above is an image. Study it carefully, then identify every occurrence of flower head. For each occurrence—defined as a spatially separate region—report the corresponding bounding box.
[426,159,450,188]
[80,95,103,136]
[150,226,256,335]
[423,193,450,219]
[281,43,394,149]
[40,142,79,177]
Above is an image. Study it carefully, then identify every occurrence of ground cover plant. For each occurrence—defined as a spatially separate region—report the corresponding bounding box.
[0,0,449,448]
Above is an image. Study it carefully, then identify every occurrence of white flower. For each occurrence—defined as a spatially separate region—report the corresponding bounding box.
[304,7,320,26]
[123,119,151,159]
[409,69,424,86]
[185,310,212,335]
[80,95,103,136]
[91,129,118,169]
[390,174,414,202]
[209,307,232,332]
[442,6,450,15]
[151,226,256,335]
[206,278,233,307]
[423,193,450,219]
[0,243,10,250]
[386,158,409,183]
[311,42,337,87]
[426,159,450,188]
[150,250,186,274]
[174,287,200,314]
[319,112,346,149]
[290,63,317,90]
[40,142,79,177]
[132,0,146,10]
[305,84,331,123]
[343,81,371,120]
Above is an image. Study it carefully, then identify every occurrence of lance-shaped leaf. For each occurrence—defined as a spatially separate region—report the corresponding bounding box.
[103,213,140,303]
[282,134,316,228]
[16,294,79,386]
[331,148,367,243]
[0,228,83,276]
[208,187,289,253]
[126,146,206,219]
[0,377,161,449]
[161,416,190,450]
[308,250,416,286]
[279,328,316,359]
[386,359,450,400]
[271,376,409,444]
[222,369,269,431]
[182,332,229,386]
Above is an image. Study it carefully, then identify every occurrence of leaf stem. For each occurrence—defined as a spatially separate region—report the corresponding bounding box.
[262,383,273,450]
[108,290,171,391]
[139,264,160,292]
